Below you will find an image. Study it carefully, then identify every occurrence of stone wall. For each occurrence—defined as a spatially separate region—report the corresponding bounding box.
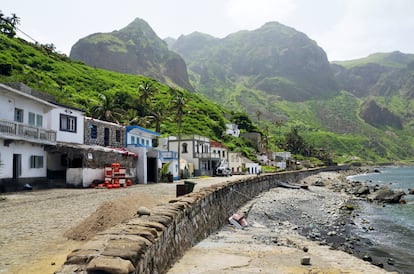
[57,166,347,274]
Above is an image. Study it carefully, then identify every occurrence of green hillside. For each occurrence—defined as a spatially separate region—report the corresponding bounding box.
[0,34,227,141]
[333,51,414,69]
[2,32,414,165]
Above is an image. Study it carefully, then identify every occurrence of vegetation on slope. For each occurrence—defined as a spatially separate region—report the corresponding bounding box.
[0,34,226,141]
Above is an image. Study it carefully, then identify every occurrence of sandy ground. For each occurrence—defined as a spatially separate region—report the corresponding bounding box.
[0,175,249,274]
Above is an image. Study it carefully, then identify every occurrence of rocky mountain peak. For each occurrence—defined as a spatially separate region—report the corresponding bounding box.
[69,18,193,91]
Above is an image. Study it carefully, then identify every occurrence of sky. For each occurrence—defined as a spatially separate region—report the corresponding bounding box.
[2,0,414,61]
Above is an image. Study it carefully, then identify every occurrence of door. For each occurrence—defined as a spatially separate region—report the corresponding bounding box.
[147,157,158,183]
[13,154,21,179]
[104,128,110,146]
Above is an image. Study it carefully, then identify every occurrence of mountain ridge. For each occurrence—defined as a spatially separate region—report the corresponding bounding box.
[70,18,194,91]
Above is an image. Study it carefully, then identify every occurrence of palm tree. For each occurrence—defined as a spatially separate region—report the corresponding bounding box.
[137,79,158,116]
[255,110,262,123]
[172,93,186,180]
[147,104,166,133]
[91,93,124,124]
[10,13,20,28]
[0,12,19,38]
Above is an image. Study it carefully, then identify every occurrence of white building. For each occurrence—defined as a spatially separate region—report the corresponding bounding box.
[126,125,160,184]
[0,83,57,191]
[228,151,243,174]
[242,157,262,174]
[167,135,213,177]
[157,137,179,181]
[225,123,240,137]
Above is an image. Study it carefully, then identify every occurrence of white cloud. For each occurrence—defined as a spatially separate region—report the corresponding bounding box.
[316,0,414,60]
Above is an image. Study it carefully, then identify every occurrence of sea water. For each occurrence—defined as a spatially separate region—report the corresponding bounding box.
[348,166,414,273]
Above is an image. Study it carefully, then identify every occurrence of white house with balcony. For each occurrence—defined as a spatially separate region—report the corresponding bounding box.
[210,140,229,175]
[157,137,180,181]
[0,83,57,192]
[125,125,160,184]
[167,134,213,177]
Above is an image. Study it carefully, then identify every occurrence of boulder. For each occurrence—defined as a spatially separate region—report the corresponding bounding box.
[408,188,414,195]
[137,206,151,216]
[86,256,135,274]
[356,185,370,196]
[368,187,406,203]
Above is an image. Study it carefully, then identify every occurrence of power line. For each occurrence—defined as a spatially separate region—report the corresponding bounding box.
[14,25,39,44]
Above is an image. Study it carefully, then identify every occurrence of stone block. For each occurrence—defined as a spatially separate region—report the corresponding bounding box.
[147,214,173,226]
[86,256,135,274]
[65,249,100,265]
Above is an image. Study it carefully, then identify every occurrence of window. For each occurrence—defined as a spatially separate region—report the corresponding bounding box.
[30,155,44,168]
[182,143,188,153]
[115,130,121,142]
[131,136,136,144]
[141,138,145,145]
[60,114,77,132]
[90,125,97,139]
[29,112,36,125]
[29,113,43,127]
[14,108,23,123]
[146,140,149,146]
[36,114,43,127]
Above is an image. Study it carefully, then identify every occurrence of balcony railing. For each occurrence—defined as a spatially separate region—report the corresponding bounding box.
[160,151,178,160]
[0,119,56,144]
[193,152,211,159]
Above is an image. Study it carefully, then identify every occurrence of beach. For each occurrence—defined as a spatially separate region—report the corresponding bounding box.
[0,169,396,274]
[168,170,392,273]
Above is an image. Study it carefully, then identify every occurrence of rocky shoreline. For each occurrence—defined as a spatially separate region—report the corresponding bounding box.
[169,168,400,273]
[250,168,406,272]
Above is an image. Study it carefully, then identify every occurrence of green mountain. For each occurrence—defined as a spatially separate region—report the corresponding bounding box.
[332,51,414,98]
[0,34,227,142]
[167,23,414,164]
[2,17,414,164]
[171,22,339,102]
[70,18,193,91]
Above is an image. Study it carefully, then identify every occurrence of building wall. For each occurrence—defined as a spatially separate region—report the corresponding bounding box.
[168,139,200,170]
[49,107,84,144]
[0,141,46,179]
[84,118,125,148]
[228,152,243,174]
[0,87,54,129]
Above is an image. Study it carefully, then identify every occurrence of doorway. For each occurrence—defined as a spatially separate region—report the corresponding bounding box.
[13,154,21,179]
[147,157,158,183]
[104,128,110,146]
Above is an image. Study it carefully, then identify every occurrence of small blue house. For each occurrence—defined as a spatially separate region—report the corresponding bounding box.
[125,126,160,184]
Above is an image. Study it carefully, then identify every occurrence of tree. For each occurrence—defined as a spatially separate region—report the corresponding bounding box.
[284,127,307,155]
[231,112,257,132]
[255,110,262,123]
[147,105,166,133]
[0,11,19,38]
[172,91,186,180]
[136,79,158,116]
[90,93,124,124]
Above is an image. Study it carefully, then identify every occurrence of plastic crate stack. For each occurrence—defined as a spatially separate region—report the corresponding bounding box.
[102,163,131,189]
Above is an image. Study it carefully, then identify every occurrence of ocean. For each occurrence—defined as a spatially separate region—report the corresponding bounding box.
[348,166,414,274]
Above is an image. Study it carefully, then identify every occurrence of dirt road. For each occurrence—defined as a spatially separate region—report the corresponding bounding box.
[0,175,249,274]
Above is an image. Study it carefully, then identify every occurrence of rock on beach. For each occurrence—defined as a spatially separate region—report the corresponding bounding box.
[169,170,389,273]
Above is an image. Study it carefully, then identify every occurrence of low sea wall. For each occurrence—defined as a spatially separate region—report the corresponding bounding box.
[57,166,348,274]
